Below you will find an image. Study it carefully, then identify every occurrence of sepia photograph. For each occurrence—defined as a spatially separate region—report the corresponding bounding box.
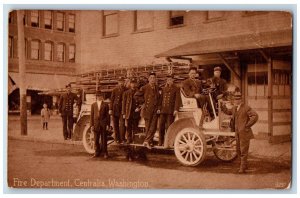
[6,8,293,190]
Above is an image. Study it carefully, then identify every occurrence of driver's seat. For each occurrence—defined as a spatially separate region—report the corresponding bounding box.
[179,88,198,109]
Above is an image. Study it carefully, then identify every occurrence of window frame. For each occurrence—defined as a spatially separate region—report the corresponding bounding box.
[133,11,154,33]
[30,10,40,28]
[102,11,119,38]
[44,41,53,61]
[56,12,65,31]
[44,10,53,30]
[56,43,65,62]
[204,11,227,23]
[30,40,40,60]
[168,11,185,28]
[68,14,75,33]
[68,44,76,62]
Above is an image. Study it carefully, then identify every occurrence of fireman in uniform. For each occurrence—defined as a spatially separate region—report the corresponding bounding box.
[158,74,181,146]
[135,72,161,149]
[109,77,126,144]
[122,78,140,144]
[59,84,78,140]
[209,66,227,101]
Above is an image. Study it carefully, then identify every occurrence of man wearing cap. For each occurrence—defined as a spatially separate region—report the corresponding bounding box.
[122,78,140,144]
[59,84,78,140]
[90,91,110,159]
[182,67,203,98]
[210,66,227,100]
[221,91,258,174]
[158,74,181,146]
[134,72,161,149]
[109,77,126,144]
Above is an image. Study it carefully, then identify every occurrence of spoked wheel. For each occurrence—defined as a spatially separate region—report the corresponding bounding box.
[213,136,237,162]
[174,128,207,166]
[82,124,96,154]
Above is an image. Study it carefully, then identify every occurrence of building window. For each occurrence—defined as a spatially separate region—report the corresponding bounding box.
[9,36,13,58]
[68,14,75,32]
[57,43,65,62]
[31,10,39,27]
[44,11,52,29]
[169,11,185,27]
[134,11,154,32]
[31,40,40,60]
[272,69,291,96]
[103,11,119,37]
[69,44,75,62]
[247,72,268,97]
[44,41,53,61]
[56,12,64,31]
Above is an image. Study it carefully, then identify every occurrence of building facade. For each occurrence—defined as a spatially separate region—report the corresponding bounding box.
[8,10,80,114]
[76,10,292,143]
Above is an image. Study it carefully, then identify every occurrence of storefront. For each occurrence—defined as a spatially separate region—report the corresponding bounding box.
[8,72,74,115]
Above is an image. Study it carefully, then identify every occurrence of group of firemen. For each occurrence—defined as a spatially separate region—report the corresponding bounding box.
[86,65,258,174]
[108,66,227,150]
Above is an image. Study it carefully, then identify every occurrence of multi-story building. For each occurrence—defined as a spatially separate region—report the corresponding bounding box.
[76,10,292,143]
[8,10,79,114]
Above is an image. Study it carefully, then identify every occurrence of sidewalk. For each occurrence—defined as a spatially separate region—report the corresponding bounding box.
[7,114,82,146]
[7,115,291,163]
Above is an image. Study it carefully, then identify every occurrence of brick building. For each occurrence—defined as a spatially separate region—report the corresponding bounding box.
[8,10,79,114]
[76,10,292,143]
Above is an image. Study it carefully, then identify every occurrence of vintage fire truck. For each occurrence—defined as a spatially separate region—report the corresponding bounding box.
[72,84,238,167]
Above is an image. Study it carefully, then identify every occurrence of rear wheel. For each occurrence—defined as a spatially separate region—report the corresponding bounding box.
[213,136,237,162]
[174,128,207,166]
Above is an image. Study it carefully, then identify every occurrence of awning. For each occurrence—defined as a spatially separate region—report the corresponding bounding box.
[9,72,75,91]
[155,29,293,58]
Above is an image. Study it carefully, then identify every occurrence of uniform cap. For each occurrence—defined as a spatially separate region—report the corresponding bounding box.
[149,71,156,76]
[214,66,222,72]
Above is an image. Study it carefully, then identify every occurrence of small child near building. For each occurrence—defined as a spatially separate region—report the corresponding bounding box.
[41,103,51,130]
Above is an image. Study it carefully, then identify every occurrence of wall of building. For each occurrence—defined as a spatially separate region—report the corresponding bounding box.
[8,10,78,81]
[77,11,292,73]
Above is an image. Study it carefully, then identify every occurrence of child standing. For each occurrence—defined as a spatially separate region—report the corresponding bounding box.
[41,103,51,130]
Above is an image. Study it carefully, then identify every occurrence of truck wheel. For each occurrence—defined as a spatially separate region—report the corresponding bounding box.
[82,124,97,154]
[213,137,237,162]
[174,128,206,166]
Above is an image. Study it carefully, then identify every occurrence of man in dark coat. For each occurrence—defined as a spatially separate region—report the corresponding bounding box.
[222,91,258,173]
[182,66,213,123]
[90,91,110,159]
[158,74,181,146]
[209,66,227,112]
[109,77,126,144]
[59,84,78,140]
[135,72,161,149]
[122,78,140,143]
[182,67,203,98]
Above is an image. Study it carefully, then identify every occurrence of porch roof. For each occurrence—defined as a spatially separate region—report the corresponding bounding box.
[155,29,293,58]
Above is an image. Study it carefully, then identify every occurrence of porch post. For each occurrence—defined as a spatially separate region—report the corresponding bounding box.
[267,57,273,140]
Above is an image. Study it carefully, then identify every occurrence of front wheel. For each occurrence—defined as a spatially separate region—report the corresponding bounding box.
[174,128,207,166]
[82,123,96,154]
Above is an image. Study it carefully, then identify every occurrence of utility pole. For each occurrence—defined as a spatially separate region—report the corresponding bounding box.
[17,10,27,135]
